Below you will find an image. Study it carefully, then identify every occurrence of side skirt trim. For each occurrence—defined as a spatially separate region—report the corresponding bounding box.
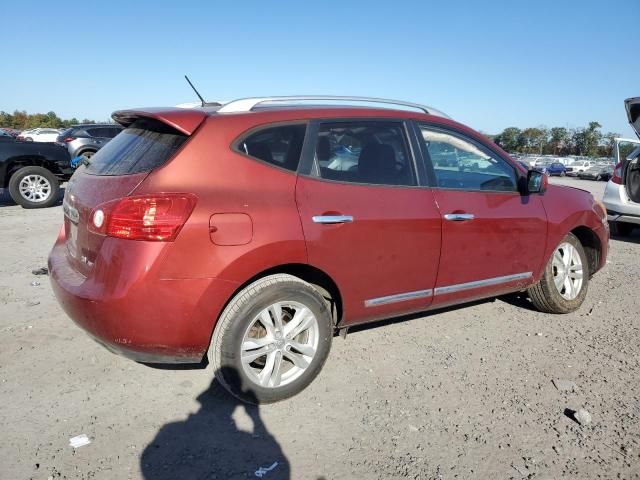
[434,272,533,295]
[363,272,533,307]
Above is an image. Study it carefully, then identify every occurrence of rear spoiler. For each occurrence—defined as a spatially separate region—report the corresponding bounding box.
[111,107,208,135]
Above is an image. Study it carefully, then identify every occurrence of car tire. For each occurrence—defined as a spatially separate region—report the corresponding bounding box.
[8,166,60,209]
[209,274,333,404]
[80,150,95,161]
[527,233,589,314]
[609,221,634,237]
[561,171,566,177]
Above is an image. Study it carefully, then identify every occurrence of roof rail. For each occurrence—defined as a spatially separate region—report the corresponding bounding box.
[216,95,450,118]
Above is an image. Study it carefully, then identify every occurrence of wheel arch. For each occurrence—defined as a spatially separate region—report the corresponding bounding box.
[4,155,57,187]
[570,225,601,278]
[74,147,97,157]
[216,263,343,332]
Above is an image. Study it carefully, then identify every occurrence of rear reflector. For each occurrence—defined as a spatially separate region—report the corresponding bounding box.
[88,194,197,241]
[612,162,623,185]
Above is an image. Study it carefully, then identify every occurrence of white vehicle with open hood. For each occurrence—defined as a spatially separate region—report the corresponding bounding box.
[603,97,640,236]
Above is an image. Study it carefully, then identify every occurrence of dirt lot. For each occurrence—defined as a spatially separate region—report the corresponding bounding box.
[1,178,639,480]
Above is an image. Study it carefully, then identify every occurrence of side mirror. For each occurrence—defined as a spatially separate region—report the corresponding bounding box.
[527,170,548,194]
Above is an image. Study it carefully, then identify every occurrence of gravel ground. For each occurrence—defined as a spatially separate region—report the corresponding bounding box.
[1,178,639,480]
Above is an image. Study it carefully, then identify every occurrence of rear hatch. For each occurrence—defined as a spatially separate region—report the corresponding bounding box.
[62,111,204,276]
[624,98,640,202]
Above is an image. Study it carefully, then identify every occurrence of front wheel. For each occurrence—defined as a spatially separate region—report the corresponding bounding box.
[528,233,589,313]
[8,166,60,208]
[209,274,333,404]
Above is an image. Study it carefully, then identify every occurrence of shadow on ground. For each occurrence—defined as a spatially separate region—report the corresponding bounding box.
[141,367,290,480]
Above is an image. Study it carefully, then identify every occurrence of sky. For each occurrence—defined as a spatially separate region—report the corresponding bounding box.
[1,0,638,137]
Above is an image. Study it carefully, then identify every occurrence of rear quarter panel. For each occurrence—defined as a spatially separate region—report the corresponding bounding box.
[135,115,308,283]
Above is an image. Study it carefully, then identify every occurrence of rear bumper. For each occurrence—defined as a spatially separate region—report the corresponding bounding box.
[603,181,640,220]
[48,235,240,364]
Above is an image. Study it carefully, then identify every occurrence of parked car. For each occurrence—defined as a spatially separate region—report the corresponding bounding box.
[17,128,62,143]
[578,165,613,181]
[0,130,15,142]
[565,160,596,176]
[56,124,123,162]
[49,96,609,404]
[545,162,566,176]
[0,128,20,138]
[0,139,72,208]
[603,98,640,236]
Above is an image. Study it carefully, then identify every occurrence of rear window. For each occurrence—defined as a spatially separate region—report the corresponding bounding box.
[84,118,187,176]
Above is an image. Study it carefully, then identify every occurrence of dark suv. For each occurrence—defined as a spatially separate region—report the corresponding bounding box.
[56,124,123,162]
[49,96,609,403]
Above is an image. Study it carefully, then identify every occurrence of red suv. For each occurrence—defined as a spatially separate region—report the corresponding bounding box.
[49,96,609,403]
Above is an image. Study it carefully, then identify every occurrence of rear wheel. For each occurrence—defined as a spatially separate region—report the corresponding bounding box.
[8,166,60,209]
[209,274,333,404]
[609,221,635,237]
[528,233,589,313]
[80,150,95,161]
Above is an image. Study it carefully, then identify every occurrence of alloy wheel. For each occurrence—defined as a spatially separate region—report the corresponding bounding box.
[240,301,319,388]
[18,174,51,203]
[551,242,584,300]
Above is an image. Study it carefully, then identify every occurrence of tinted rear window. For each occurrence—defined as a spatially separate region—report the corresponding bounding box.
[84,119,187,176]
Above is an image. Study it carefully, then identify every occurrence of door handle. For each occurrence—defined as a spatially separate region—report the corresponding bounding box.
[312,215,354,224]
[444,213,475,221]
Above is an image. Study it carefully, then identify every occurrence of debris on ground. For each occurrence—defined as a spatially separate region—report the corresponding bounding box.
[553,379,577,392]
[254,462,278,477]
[573,409,592,426]
[30,281,40,287]
[69,434,91,448]
[31,267,48,276]
[25,300,40,307]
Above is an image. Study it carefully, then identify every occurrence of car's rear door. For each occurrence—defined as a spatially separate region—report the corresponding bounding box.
[414,122,548,308]
[295,119,441,325]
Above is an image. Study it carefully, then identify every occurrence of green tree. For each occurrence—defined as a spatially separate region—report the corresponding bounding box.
[494,127,522,152]
[549,127,570,155]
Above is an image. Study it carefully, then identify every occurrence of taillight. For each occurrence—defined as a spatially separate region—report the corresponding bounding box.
[88,194,197,241]
[612,161,623,185]
[63,136,76,143]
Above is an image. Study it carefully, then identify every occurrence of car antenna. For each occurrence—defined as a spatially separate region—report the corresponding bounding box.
[184,75,221,107]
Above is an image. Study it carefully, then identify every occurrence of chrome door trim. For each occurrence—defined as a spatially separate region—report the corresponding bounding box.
[444,213,475,221]
[312,215,354,224]
[364,289,433,307]
[434,272,532,295]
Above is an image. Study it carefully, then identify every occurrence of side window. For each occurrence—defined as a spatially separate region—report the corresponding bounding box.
[419,125,517,192]
[108,127,123,138]
[312,121,415,186]
[86,127,102,138]
[237,124,306,172]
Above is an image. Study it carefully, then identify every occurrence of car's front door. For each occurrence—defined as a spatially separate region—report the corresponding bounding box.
[415,123,548,308]
[296,119,442,325]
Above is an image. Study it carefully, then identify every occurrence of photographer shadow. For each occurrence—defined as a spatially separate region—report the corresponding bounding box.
[141,367,290,479]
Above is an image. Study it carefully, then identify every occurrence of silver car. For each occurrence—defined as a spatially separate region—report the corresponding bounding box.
[55,124,123,162]
[603,97,640,236]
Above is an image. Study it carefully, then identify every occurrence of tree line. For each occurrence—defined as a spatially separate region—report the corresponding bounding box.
[0,110,104,130]
[490,122,620,158]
